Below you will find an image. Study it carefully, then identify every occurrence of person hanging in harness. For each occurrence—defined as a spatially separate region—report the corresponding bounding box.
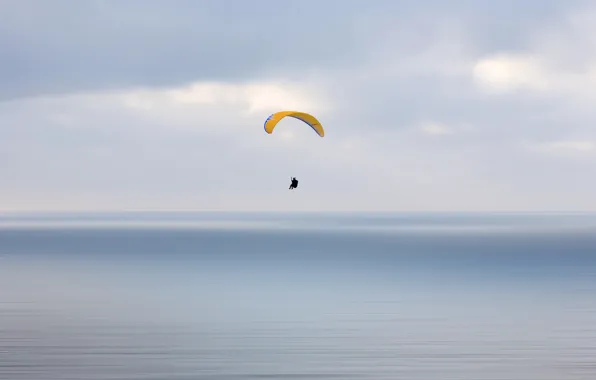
[289,177,298,190]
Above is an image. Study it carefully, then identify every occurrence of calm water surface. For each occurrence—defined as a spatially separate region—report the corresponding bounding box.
[1,212,595,379]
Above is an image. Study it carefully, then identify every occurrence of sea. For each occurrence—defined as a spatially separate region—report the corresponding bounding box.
[0,212,595,380]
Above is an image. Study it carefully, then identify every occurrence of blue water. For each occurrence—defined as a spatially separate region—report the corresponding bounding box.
[1,212,595,379]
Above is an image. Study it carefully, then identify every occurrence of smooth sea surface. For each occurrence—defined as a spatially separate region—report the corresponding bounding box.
[1,212,596,379]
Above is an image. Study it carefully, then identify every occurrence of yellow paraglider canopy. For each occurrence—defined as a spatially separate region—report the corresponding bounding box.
[263,111,324,137]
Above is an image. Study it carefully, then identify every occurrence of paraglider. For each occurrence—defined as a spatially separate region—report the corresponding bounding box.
[289,177,298,190]
[263,111,325,137]
[263,111,324,190]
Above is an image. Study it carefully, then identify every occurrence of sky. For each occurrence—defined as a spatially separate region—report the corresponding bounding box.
[2,0,596,212]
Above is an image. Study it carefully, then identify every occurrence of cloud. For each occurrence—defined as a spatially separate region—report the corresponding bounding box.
[0,76,347,211]
[164,80,330,116]
[2,0,596,212]
[471,5,596,99]
[529,140,596,156]
[473,54,550,93]
[419,122,455,136]
[0,0,405,101]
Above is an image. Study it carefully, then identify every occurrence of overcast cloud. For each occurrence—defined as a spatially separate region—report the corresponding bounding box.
[1,0,596,212]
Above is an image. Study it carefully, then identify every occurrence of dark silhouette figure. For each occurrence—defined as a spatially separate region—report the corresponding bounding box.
[289,177,298,190]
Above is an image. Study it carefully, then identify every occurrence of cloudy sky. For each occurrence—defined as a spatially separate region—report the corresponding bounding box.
[2,0,596,212]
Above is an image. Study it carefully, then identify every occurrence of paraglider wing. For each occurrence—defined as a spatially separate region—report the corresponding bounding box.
[264,111,325,137]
